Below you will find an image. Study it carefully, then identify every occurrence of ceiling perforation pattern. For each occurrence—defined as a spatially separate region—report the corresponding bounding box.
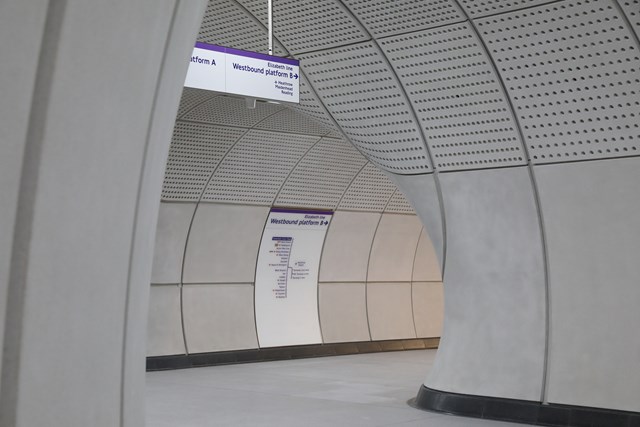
[385,190,415,214]
[458,0,563,18]
[201,130,319,205]
[342,0,465,38]
[182,96,284,128]
[478,0,640,164]
[162,122,244,201]
[199,0,287,55]
[177,88,217,119]
[300,42,432,174]
[275,138,367,209]
[338,163,397,211]
[236,0,369,54]
[255,107,333,136]
[380,22,526,171]
[618,0,640,39]
[290,75,342,134]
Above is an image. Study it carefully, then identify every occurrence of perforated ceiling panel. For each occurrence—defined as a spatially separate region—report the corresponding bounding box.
[275,137,367,209]
[236,0,369,54]
[338,163,397,212]
[458,0,560,18]
[177,88,217,119]
[619,0,640,38]
[478,0,640,164]
[255,107,333,136]
[380,23,526,171]
[290,75,341,134]
[201,130,319,205]
[342,0,465,38]
[162,122,244,201]
[199,0,287,56]
[300,42,432,174]
[182,96,284,128]
[385,190,415,214]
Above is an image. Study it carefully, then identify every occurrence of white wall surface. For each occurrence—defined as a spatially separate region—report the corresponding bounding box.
[183,203,269,284]
[412,282,444,339]
[319,211,380,282]
[427,167,546,401]
[412,228,441,282]
[536,158,640,412]
[152,202,196,284]
[0,1,207,426]
[318,282,370,343]
[0,0,49,390]
[368,214,423,282]
[367,282,416,341]
[182,284,258,353]
[147,285,185,357]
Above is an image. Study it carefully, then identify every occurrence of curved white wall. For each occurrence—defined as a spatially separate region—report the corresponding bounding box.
[146,92,444,357]
[536,158,640,412]
[0,1,207,425]
[211,0,640,413]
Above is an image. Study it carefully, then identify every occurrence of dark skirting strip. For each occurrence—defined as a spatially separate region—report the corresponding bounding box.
[411,385,640,427]
[146,337,439,371]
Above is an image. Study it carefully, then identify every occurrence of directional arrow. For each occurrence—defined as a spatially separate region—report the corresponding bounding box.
[293,73,299,79]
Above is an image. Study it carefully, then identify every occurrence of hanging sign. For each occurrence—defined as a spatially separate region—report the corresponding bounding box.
[184,42,300,103]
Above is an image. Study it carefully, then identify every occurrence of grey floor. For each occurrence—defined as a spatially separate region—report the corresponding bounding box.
[146,349,525,426]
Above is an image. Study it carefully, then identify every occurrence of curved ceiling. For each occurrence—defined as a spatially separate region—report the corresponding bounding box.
[188,0,640,175]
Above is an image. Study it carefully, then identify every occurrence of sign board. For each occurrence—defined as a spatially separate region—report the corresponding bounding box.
[185,42,300,103]
[254,208,333,347]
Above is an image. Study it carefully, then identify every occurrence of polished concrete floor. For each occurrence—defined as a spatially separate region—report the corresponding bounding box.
[146,349,524,426]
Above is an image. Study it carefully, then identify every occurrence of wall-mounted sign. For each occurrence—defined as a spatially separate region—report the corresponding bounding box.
[184,42,300,103]
[254,208,333,347]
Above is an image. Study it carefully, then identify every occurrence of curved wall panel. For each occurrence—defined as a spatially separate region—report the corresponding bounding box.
[198,0,287,56]
[161,122,243,201]
[0,1,207,425]
[412,282,444,339]
[367,282,416,341]
[619,0,640,39]
[151,202,196,284]
[275,137,366,209]
[384,190,414,214]
[379,22,526,171]
[147,285,185,357]
[176,88,216,119]
[342,0,464,38]
[319,211,381,283]
[299,42,432,174]
[536,158,640,412]
[182,284,258,353]
[182,95,283,127]
[236,0,369,54]
[318,282,370,343]
[0,0,48,385]
[183,0,640,419]
[338,163,397,212]
[412,228,442,283]
[183,203,268,284]
[477,0,640,164]
[368,214,424,282]
[428,167,546,401]
[255,107,333,136]
[201,130,319,204]
[457,0,558,18]
[291,75,342,135]
[386,173,445,268]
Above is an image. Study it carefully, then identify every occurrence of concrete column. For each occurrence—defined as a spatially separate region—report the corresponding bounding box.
[0,1,206,426]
